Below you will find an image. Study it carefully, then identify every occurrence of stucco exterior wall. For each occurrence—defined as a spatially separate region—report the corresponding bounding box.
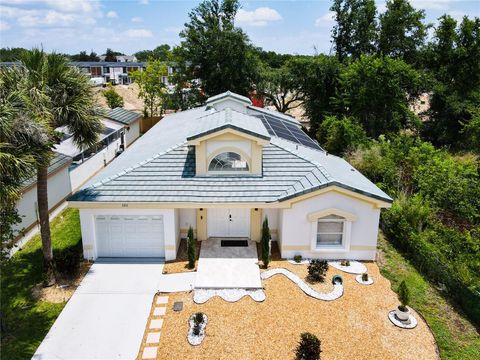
[262,208,279,241]
[125,121,140,147]
[14,166,71,235]
[79,208,177,261]
[179,208,196,238]
[279,191,380,260]
[70,138,121,191]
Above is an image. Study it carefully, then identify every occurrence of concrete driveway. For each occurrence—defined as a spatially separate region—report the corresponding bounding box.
[33,259,164,360]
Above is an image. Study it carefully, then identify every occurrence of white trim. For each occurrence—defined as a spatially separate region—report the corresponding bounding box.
[307,208,357,222]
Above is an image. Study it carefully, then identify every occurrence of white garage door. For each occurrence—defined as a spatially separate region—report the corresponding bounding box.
[95,215,165,257]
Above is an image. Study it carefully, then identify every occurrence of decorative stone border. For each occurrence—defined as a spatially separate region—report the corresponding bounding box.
[193,288,266,304]
[328,261,367,274]
[287,259,310,265]
[187,314,208,346]
[388,310,418,329]
[261,268,343,301]
[355,275,374,285]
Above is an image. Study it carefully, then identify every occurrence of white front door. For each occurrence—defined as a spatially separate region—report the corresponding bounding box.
[207,208,250,238]
[95,215,165,257]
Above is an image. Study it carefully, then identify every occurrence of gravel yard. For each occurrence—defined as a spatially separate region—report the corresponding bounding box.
[137,258,438,360]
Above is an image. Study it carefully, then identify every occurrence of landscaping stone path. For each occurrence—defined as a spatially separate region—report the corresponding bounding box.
[261,268,343,301]
[328,260,367,274]
[193,288,266,304]
[141,295,169,359]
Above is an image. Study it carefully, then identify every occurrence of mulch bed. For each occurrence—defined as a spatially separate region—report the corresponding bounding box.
[162,239,201,274]
[140,260,438,360]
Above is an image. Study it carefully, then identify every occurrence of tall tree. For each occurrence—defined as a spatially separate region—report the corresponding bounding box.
[0,66,47,262]
[174,0,258,99]
[135,44,171,62]
[330,0,377,61]
[338,55,423,137]
[132,60,167,117]
[16,49,103,283]
[289,55,343,135]
[378,0,429,64]
[424,16,480,147]
[257,60,304,113]
[103,48,125,62]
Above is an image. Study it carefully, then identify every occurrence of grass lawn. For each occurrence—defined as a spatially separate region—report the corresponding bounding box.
[1,208,82,360]
[377,232,480,360]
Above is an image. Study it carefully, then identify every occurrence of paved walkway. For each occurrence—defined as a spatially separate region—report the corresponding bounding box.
[195,239,262,289]
[33,259,164,360]
[140,295,169,359]
[158,272,196,292]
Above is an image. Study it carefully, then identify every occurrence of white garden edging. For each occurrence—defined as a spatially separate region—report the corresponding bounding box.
[355,275,374,285]
[261,268,343,301]
[187,314,208,345]
[388,310,418,329]
[287,259,310,265]
[193,288,266,304]
[328,261,367,274]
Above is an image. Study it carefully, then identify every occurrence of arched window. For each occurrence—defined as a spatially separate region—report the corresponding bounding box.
[208,152,249,172]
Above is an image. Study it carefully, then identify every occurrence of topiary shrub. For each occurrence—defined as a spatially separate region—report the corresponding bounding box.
[187,226,196,269]
[294,254,303,263]
[194,312,204,325]
[362,273,369,282]
[307,259,329,282]
[261,217,271,268]
[295,332,321,360]
[397,280,410,311]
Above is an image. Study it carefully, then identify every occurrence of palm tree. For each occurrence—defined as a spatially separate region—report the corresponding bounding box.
[0,63,50,262]
[17,49,103,283]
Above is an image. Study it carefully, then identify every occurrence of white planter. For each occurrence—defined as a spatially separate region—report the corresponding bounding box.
[395,306,410,321]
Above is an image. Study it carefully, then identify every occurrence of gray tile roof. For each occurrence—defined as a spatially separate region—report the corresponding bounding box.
[69,144,331,203]
[206,91,252,105]
[70,92,392,204]
[22,153,72,189]
[105,107,141,125]
[187,108,270,141]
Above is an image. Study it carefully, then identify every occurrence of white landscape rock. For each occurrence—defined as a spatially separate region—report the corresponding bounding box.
[261,268,343,301]
[187,314,209,346]
[328,260,367,274]
[388,310,418,329]
[355,274,374,285]
[193,288,266,304]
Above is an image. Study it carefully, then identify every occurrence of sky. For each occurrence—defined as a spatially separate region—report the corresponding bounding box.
[0,0,479,56]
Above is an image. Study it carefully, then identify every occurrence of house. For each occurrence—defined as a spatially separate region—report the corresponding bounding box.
[71,61,146,85]
[13,153,72,238]
[98,55,138,63]
[68,91,392,261]
[12,108,141,243]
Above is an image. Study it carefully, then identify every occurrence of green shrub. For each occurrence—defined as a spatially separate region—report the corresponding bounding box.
[261,218,271,268]
[397,280,410,311]
[362,273,369,282]
[53,245,82,277]
[103,83,124,109]
[340,259,350,266]
[187,226,195,269]
[294,254,303,263]
[317,115,367,155]
[295,332,321,360]
[307,260,328,282]
[194,312,204,325]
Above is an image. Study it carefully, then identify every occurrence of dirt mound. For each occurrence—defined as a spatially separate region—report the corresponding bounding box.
[93,83,144,112]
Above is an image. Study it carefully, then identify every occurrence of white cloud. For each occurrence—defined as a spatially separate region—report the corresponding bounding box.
[410,0,454,11]
[236,7,282,27]
[315,11,335,27]
[164,26,182,33]
[0,20,11,30]
[2,0,99,13]
[125,28,152,38]
[131,16,143,23]
[106,10,118,18]
[139,0,149,4]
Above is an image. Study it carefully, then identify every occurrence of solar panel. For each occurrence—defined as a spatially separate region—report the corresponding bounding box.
[256,114,323,150]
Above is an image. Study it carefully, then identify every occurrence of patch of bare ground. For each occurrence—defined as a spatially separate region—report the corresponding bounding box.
[162,239,201,274]
[139,259,438,359]
[93,83,144,111]
[31,261,92,303]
